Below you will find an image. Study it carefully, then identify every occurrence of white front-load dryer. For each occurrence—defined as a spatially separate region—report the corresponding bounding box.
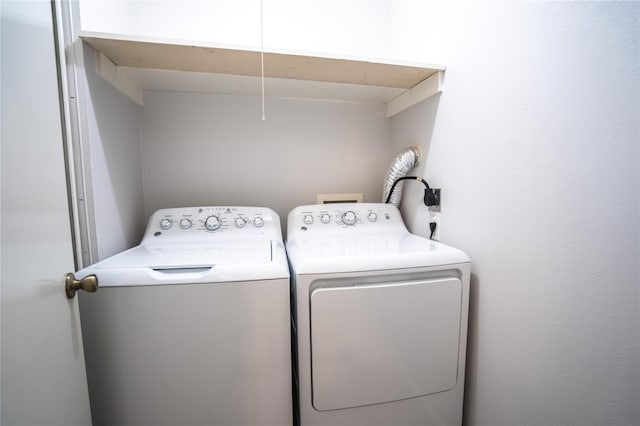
[286,203,470,426]
[76,206,292,426]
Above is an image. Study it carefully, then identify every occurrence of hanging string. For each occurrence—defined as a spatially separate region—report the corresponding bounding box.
[260,0,265,120]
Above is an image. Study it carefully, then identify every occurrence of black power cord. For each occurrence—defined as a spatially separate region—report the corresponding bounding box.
[429,221,437,240]
[384,176,439,207]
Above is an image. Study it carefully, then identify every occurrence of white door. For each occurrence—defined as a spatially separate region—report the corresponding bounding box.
[1,1,92,425]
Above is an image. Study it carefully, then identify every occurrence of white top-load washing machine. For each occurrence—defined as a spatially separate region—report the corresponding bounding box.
[287,203,470,426]
[77,206,292,426]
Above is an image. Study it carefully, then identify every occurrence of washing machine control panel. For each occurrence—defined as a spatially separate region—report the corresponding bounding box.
[288,203,407,235]
[143,206,281,242]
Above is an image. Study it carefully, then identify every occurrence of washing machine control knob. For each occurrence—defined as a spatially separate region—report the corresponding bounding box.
[341,211,357,226]
[303,215,314,225]
[204,215,221,231]
[160,219,172,230]
[367,212,378,222]
[235,217,246,228]
[179,218,192,229]
[253,217,264,227]
[320,213,331,224]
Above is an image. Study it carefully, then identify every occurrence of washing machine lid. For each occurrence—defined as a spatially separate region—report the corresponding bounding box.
[100,241,272,268]
[286,232,469,274]
[77,240,289,287]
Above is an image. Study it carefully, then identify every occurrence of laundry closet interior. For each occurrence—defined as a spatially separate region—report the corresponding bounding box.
[69,3,453,423]
[69,0,443,266]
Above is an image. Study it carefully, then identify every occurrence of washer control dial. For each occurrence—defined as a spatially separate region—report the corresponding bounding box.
[341,211,357,226]
[160,219,172,230]
[320,213,331,224]
[253,217,264,227]
[204,215,221,231]
[303,214,314,225]
[235,217,246,228]
[179,218,192,229]
[367,212,378,222]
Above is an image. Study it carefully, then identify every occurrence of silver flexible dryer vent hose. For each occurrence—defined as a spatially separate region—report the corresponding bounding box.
[382,147,421,207]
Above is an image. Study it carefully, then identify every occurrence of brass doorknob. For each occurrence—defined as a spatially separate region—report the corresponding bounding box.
[65,273,98,299]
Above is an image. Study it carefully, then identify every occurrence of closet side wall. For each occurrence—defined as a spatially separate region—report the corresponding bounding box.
[80,45,145,260]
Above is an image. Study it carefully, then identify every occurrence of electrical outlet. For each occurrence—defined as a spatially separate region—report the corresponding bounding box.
[428,188,441,212]
[429,215,441,241]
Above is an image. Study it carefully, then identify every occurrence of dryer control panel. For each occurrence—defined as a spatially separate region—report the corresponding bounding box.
[143,206,282,242]
[287,203,407,236]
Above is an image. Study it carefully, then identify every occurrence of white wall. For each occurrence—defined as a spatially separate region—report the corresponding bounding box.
[140,91,391,224]
[78,0,263,47]
[78,0,391,60]
[390,2,639,426]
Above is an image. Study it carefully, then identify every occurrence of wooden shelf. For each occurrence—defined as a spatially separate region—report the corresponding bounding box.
[80,31,445,117]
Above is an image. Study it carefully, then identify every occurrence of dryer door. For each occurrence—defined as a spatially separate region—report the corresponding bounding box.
[310,277,462,411]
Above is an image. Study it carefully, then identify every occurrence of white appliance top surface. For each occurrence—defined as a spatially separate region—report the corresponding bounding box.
[78,206,289,287]
[286,203,470,274]
[92,241,272,270]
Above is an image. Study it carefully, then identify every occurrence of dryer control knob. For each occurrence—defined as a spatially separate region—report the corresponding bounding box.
[253,217,264,227]
[341,211,357,226]
[367,212,378,222]
[204,215,221,231]
[160,219,172,230]
[303,214,314,225]
[235,217,246,228]
[320,213,331,224]
[180,218,192,229]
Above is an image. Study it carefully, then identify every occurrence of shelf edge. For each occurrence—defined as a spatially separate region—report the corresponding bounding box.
[80,31,444,90]
[386,71,444,118]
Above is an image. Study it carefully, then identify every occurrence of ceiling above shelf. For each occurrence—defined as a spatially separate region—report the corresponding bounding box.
[80,32,445,117]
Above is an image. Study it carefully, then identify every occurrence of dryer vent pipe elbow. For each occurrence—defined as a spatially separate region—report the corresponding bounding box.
[382,147,421,207]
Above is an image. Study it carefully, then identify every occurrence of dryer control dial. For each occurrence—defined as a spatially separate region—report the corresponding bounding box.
[160,219,172,230]
[253,217,264,227]
[320,213,331,224]
[179,218,192,229]
[303,215,314,225]
[235,217,247,228]
[341,211,357,226]
[367,212,378,222]
[204,215,221,231]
